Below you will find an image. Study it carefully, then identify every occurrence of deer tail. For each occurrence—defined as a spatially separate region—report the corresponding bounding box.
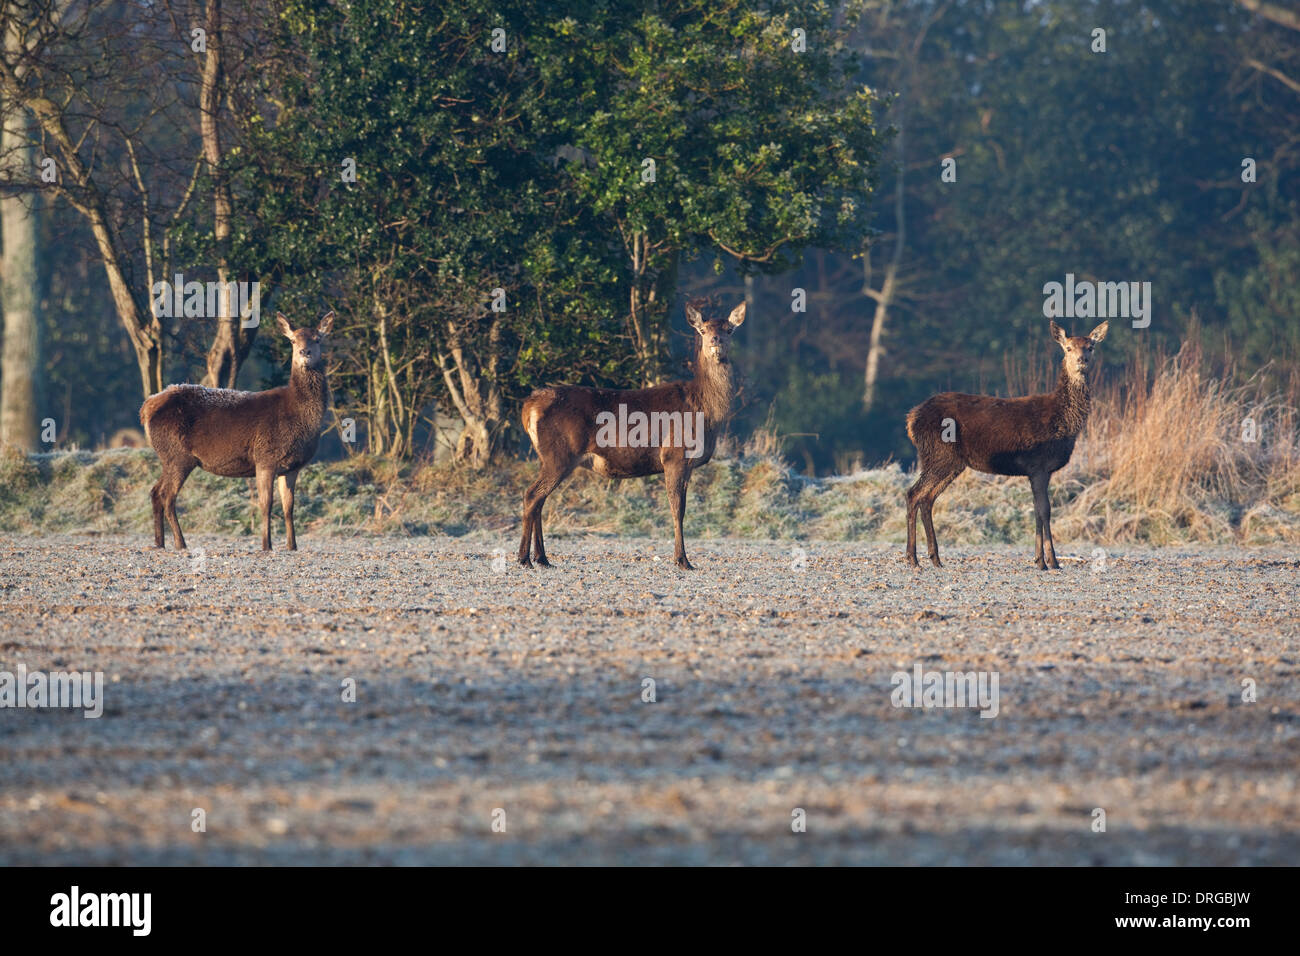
[905,404,922,447]
[520,389,556,452]
[139,387,175,444]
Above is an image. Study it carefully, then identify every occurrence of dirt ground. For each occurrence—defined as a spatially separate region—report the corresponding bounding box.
[1,533,1297,865]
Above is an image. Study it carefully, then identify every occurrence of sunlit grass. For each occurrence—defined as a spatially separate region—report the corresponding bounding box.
[3,344,1297,546]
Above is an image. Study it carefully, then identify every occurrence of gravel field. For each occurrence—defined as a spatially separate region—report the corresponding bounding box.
[1,533,1297,865]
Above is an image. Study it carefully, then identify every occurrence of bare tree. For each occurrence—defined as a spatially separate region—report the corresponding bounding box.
[435,289,508,469]
[1237,0,1300,34]
[0,6,43,449]
[196,0,255,387]
[859,1,950,412]
[0,0,267,402]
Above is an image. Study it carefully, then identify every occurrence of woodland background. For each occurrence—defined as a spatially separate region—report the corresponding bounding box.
[0,0,1297,484]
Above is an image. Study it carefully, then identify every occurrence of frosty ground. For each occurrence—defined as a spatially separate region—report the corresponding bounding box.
[1,534,1296,865]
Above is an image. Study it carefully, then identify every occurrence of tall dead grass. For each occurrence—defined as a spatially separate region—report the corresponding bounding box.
[1056,341,1300,543]
[5,337,1298,546]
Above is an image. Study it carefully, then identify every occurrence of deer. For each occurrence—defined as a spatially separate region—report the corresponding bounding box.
[518,296,746,570]
[139,311,334,551]
[904,320,1108,570]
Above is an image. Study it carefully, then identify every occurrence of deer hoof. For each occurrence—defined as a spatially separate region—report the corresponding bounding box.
[929,557,943,568]
[518,556,533,568]
[535,556,551,568]
[676,556,695,570]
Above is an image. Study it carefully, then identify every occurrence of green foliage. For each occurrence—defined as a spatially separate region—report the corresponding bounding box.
[1216,212,1300,368]
[17,0,1299,479]
[217,0,884,444]
[534,1,884,377]
[716,0,1300,473]
[232,0,628,453]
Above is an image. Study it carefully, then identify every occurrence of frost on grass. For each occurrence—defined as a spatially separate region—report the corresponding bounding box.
[5,346,1296,545]
[4,439,1296,546]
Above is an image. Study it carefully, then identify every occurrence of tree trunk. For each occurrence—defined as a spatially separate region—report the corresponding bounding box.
[198,0,255,388]
[628,232,653,384]
[437,312,504,468]
[453,416,493,469]
[368,298,415,457]
[1236,0,1300,32]
[862,34,910,413]
[862,253,898,413]
[0,67,164,399]
[627,234,678,385]
[0,75,40,450]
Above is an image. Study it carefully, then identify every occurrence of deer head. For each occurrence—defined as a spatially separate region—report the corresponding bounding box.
[1051,320,1107,380]
[686,299,746,366]
[277,311,335,372]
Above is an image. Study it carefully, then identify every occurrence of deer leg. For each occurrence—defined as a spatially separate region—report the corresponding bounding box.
[246,477,259,533]
[531,463,576,567]
[666,464,693,570]
[905,474,926,567]
[1029,472,1057,570]
[1041,476,1060,569]
[150,479,166,548]
[518,477,542,567]
[1029,476,1045,567]
[161,460,196,550]
[519,460,574,568]
[921,467,962,568]
[1044,530,1060,569]
[919,497,941,568]
[279,470,299,551]
[532,501,549,567]
[255,465,275,551]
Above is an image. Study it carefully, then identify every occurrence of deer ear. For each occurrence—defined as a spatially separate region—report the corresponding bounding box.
[1089,321,1108,344]
[1049,321,1067,346]
[317,311,335,336]
[686,304,704,330]
[727,302,747,328]
[276,312,294,339]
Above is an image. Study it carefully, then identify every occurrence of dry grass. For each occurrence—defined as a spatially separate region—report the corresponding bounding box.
[923,341,1300,545]
[1056,343,1300,543]
[3,343,1297,546]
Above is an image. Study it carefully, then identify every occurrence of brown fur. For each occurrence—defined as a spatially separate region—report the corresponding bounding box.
[518,297,747,570]
[140,311,334,550]
[905,320,1108,570]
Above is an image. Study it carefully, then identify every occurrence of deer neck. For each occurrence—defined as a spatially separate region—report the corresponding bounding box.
[290,366,329,421]
[1052,362,1090,437]
[690,351,735,425]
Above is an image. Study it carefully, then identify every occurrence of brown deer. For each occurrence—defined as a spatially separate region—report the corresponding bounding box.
[518,296,746,569]
[905,320,1108,570]
[140,311,334,551]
